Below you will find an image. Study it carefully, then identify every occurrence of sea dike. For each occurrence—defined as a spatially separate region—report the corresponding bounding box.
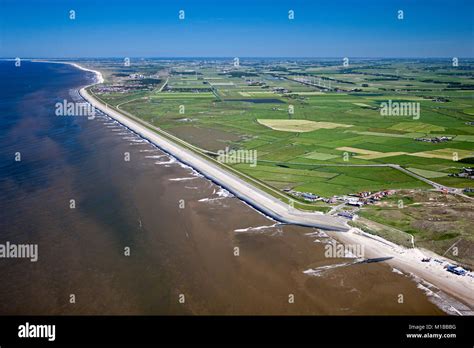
[78,76,348,231]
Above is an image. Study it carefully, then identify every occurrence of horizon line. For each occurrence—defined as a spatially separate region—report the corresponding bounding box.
[2,56,474,60]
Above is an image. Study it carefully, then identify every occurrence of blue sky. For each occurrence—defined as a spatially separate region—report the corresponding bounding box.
[1,0,473,58]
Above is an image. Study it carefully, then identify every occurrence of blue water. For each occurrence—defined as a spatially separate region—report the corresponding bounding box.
[1,62,88,194]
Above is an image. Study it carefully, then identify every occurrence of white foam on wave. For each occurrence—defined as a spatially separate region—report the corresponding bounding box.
[314,238,334,244]
[176,161,192,170]
[344,249,358,258]
[234,223,280,233]
[215,187,233,198]
[392,267,404,275]
[304,261,357,277]
[305,231,329,238]
[305,230,333,244]
[198,187,234,203]
[416,282,439,298]
[169,177,198,182]
[145,155,167,159]
[187,167,203,178]
[198,196,225,203]
[409,272,469,316]
[155,158,176,165]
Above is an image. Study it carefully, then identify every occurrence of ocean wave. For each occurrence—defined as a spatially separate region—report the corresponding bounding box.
[198,187,234,203]
[305,230,329,238]
[410,273,469,316]
[145,155,167,159]
[313,239,333,244]
[215,187,233,198]
[198,196,226,203]
[169,177,198,182]
[392,267,404,275]
[234,223,280,233]
[155,158,176,165]
[304,261,357,277]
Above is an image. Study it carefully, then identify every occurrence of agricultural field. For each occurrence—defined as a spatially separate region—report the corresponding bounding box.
[90,58,474,200]
[256,119,352,132]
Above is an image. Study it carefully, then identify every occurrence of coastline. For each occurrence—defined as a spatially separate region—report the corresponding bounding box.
[332,228,474,315]
[27,59,105,84]
[75,69,349,231]
[65,61,474,313]
[67,62,105,84]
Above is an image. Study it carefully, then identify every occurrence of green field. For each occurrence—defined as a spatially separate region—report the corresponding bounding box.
[91,58,474,201]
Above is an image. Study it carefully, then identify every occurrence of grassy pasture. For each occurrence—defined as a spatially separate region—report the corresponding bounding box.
[95,58,474,199]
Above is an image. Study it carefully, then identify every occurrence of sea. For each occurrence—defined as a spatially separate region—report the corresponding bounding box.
[0,60,443,314]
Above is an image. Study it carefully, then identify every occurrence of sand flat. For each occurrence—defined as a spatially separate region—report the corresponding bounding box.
[356,152,408,160]
[336,146,380,155]
[258,119,352,132]
[409,148,473,160]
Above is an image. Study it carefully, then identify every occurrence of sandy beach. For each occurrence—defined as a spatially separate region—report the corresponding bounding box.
[333,228,474,314]
[73,63,473,313]
[29,59,105,84]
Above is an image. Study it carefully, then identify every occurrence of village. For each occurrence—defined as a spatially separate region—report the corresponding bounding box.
[450,167,474,180]
[414,136,452,143]
[285,188,397,220]
[93,72,163,94]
